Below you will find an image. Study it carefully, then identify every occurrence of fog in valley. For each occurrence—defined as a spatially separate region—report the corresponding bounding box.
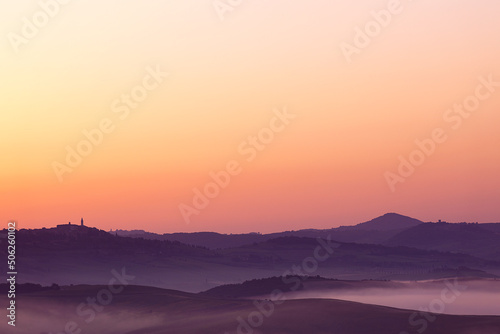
[278,280,500,316]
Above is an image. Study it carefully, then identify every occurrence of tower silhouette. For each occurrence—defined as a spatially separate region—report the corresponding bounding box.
[81,218,84,226]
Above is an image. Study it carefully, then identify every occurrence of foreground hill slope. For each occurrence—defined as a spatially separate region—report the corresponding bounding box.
[2,284,499,334]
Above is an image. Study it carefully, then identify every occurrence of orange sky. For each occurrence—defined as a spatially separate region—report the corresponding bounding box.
[1,0,499,233]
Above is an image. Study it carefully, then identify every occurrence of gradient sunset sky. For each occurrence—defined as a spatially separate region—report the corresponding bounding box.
[1,0,499,233]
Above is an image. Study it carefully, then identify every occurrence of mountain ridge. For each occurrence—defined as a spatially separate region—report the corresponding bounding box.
[112,212,425,249]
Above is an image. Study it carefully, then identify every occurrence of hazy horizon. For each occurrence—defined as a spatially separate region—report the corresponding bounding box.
[21,212,498,235]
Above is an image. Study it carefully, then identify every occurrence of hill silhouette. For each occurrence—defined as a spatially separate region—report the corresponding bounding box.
[115,212,425,249]
[353,212,423,231]
[384,222,500,261]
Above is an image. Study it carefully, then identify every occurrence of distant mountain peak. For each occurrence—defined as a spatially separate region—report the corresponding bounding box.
[381,212,408,218]
[354,213,423,231]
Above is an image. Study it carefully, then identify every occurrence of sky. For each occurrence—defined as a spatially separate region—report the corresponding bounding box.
[1,0,499,233]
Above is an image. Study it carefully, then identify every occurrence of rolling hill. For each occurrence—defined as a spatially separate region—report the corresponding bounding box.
[4,221,499,293]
